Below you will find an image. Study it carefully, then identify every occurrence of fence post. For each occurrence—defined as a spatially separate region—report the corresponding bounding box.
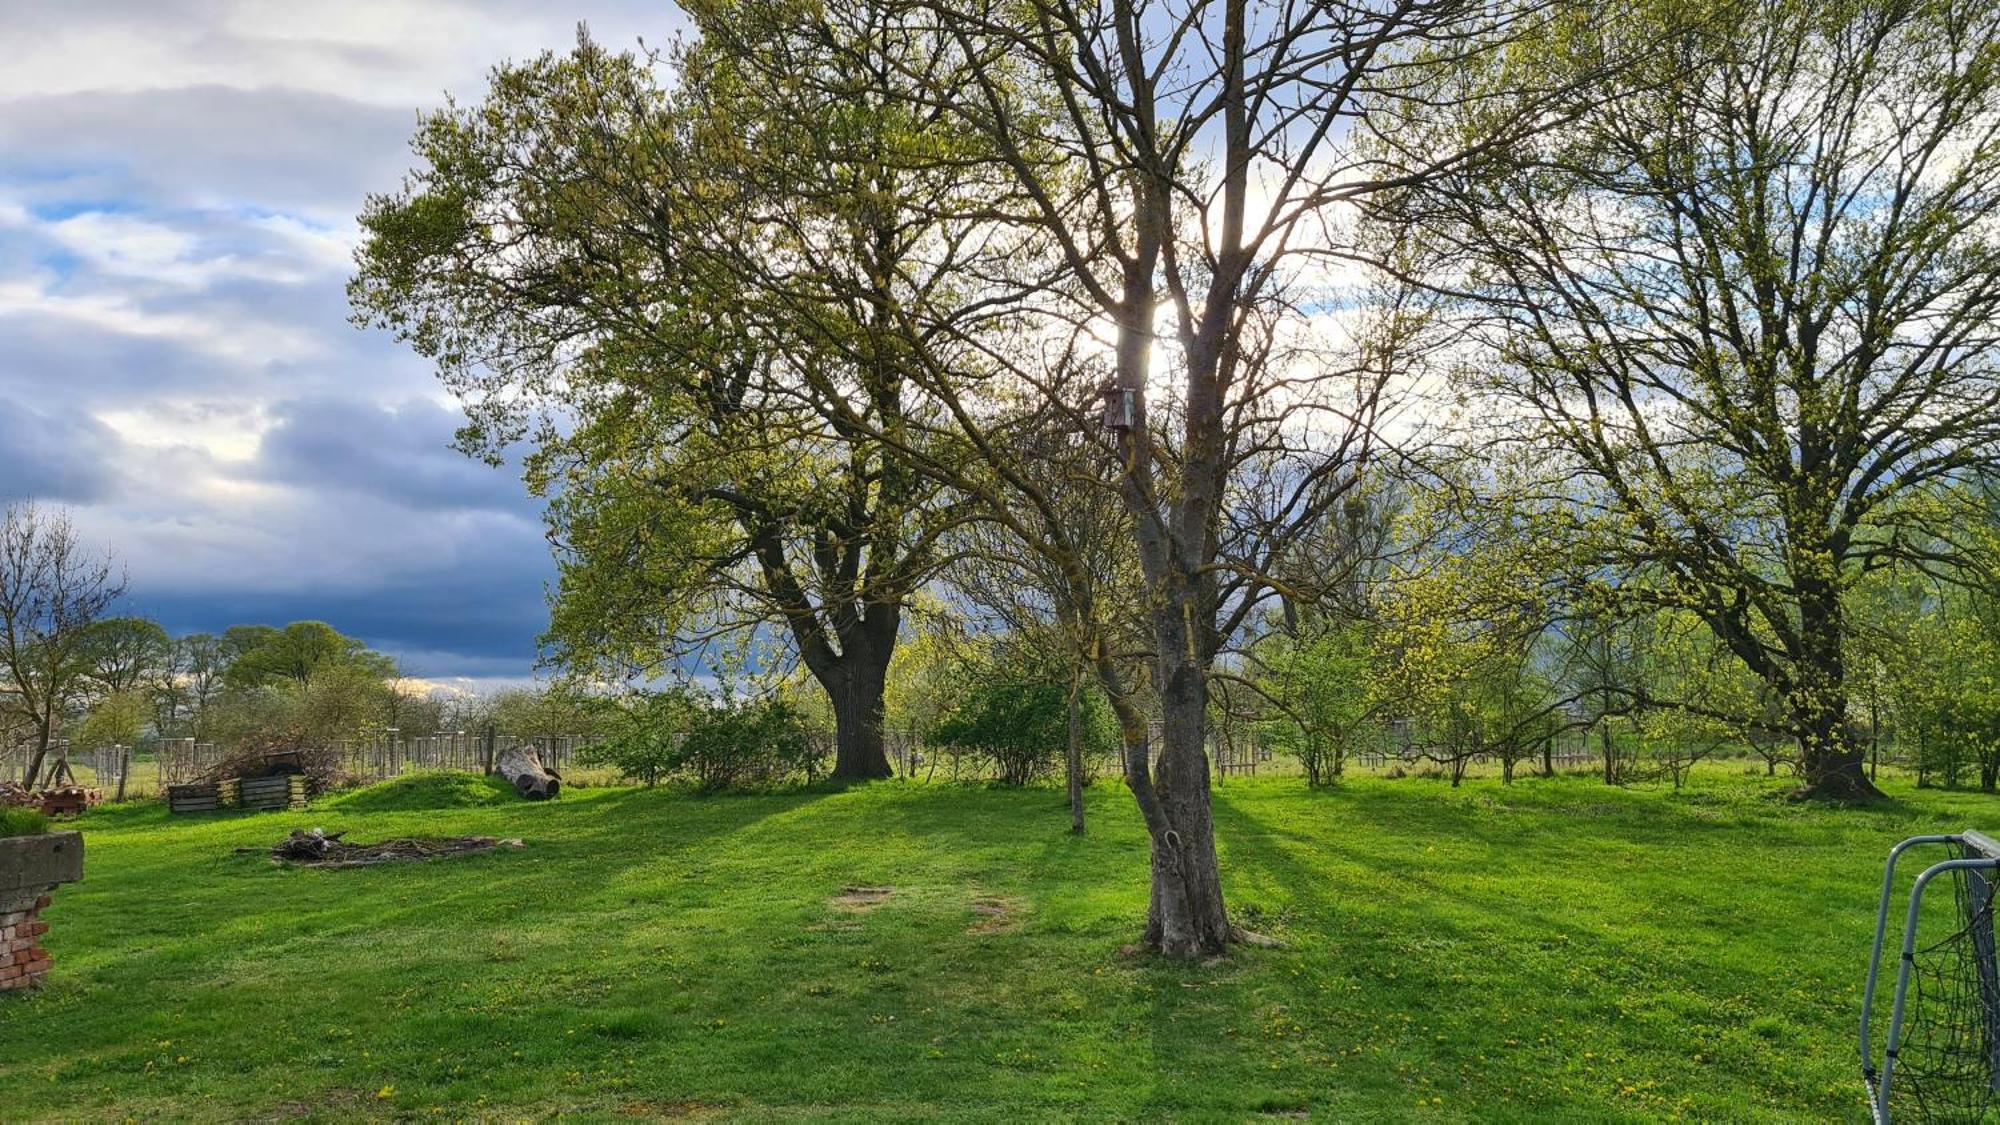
[483,725,496,775]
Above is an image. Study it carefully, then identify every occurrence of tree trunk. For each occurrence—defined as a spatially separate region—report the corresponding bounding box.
[828,659,892,781]
[1599,723,1615,785]
[21,725,52,790]
[1131,658,1231,959]
[1066,667,1085,835]
[1791,576,1884,800]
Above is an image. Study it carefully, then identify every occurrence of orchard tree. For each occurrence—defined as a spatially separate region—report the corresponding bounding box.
[1385,0,2000,797]
[941,425,1140,832]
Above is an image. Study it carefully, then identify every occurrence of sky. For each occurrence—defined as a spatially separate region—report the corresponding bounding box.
[0,1,686,691]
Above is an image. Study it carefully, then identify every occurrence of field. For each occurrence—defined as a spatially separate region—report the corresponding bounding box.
[2,767,1986,1121]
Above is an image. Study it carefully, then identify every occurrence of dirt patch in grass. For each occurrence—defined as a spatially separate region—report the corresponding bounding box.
[967,895,1017,934]
[830,885,895,911]
[616,1099,730,1118]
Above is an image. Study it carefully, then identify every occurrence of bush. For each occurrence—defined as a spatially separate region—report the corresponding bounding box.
[931,677,1118,786]
[585,691,820,791]
[0,808,51,838]
[676,697,819,792]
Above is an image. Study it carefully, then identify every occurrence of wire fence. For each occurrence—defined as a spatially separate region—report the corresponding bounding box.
[4,732,603,800]
[0,718,1920,802]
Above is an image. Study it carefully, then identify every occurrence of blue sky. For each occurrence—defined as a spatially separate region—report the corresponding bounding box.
[0,1,685,689]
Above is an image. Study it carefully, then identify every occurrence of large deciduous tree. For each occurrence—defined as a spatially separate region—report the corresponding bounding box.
[1385,0,2000,798]
[353,15,989,779]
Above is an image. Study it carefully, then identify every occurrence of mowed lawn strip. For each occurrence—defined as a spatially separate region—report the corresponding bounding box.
[0,768,1977,1121]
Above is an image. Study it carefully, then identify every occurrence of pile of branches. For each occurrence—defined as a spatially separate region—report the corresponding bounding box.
[0,781,36,809]
[263,828,524,868]
[201,726,344,793]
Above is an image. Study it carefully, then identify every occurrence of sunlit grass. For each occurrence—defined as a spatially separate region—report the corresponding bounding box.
[2,766,1984,1121]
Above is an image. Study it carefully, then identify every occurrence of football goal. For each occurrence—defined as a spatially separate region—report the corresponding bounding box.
[1862,831,2000,1123]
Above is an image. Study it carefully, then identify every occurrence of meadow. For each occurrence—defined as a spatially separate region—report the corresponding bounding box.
[1,767,1982,1121]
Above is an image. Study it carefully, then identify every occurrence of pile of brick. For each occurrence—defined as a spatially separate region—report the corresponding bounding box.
[0,889,53,992]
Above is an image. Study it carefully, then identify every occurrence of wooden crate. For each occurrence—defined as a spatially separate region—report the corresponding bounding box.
[167,783,220,815]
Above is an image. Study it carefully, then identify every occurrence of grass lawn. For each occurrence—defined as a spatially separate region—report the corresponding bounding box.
[2,767,1988,1121]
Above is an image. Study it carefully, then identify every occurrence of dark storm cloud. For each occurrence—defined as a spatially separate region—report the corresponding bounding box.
[253,397,534,514]
[0,398,124,502]
[135,564,552,676]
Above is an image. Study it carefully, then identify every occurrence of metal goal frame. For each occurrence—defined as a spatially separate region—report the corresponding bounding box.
[1861,830,2000,1123]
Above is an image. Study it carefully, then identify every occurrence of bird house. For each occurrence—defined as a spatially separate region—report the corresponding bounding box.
[1098,381,1135,431]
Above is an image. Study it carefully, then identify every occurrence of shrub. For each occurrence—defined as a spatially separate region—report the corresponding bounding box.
[0,808,51,838]
[676,697,819,792]
[585,691,820,791]
[931,677,1118,786]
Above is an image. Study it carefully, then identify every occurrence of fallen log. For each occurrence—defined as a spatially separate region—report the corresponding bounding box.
[494,743,561,801]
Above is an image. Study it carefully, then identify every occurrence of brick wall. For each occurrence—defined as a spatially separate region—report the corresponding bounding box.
[0,886,55,991]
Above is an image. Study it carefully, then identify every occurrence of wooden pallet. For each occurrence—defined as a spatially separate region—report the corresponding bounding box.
[167,783,220,815]
[169,775,309,815]
[236,774,309,812]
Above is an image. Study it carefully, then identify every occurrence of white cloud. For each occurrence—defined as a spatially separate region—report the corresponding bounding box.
[0,275,322,364]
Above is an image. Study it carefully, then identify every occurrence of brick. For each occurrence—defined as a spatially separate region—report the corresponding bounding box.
[19,920,46,938]
[33,895,49,911]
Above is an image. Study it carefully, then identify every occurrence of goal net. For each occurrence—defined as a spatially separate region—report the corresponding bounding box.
[1863,831,2000,1123]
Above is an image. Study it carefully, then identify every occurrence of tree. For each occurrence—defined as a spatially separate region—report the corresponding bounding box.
[74,689,150,753]
[222,621,393,689]
[940,426,1140,830]
[161,631,227,737]
[77,616,171,699]
[1385,0,2000,798]
[862,0,1608,955]
[353,20,989,780]
[1249,621,1376,787]
[1371,540,1568,787]
[0,502,124,788]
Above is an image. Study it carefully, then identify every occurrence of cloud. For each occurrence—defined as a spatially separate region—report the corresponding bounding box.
[0,0,679,678]
[0,399,125,502]
[252,397,531,513]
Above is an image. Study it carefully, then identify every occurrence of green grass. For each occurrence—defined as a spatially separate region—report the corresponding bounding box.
[1,767,1987,1121]
[0,806,51,837]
